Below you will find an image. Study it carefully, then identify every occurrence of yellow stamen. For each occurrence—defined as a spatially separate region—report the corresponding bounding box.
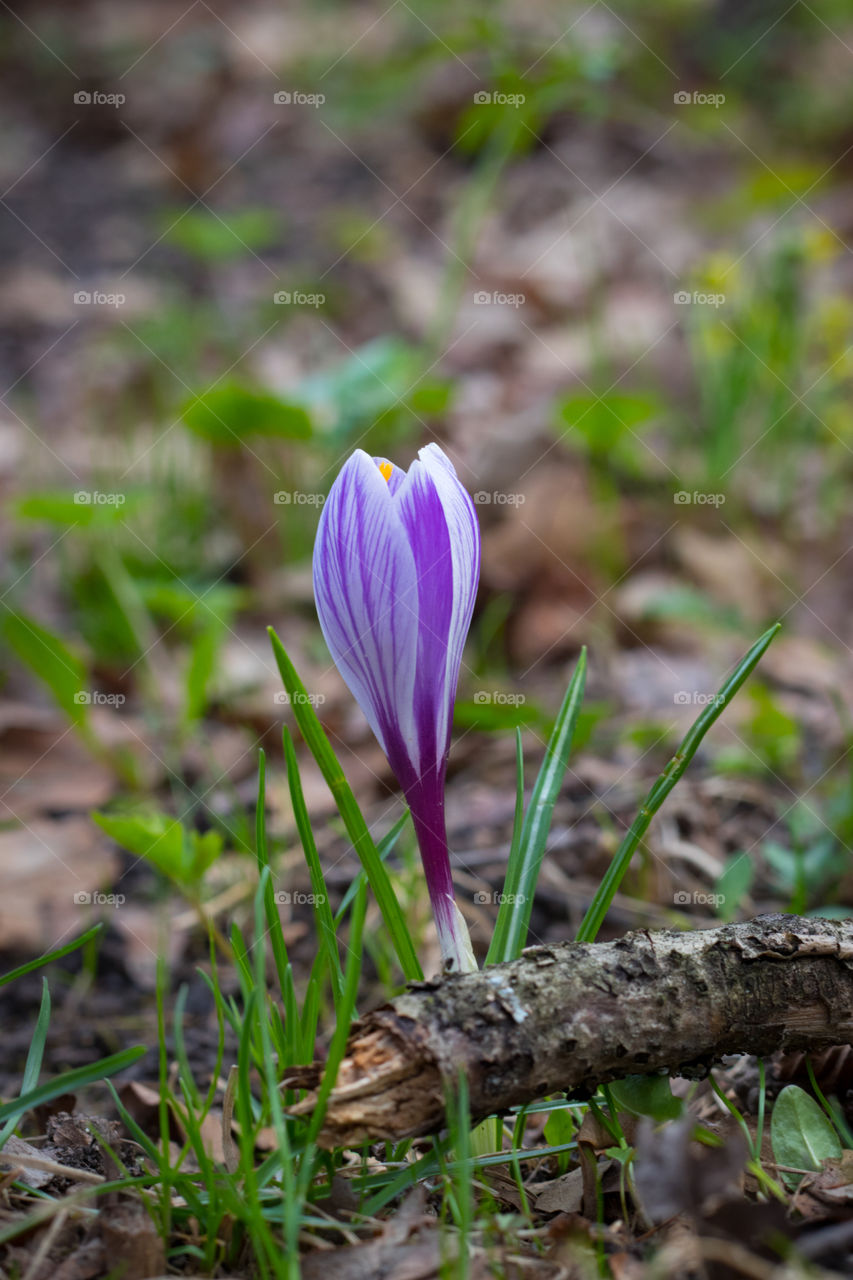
[378,460,393,483]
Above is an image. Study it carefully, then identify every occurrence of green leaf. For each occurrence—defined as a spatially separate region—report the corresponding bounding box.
[608,1075,683,1121]
[333,811,410,925]
[715,854,755,922]
[92,810,220,886]
[453,695,551,735]
[184,616,226,723]
[0,980,51,1148]
[283,728,344,1008]
[253,750,289,997]
[771,1084,843,1188]
[303,880,368,1151]
[93,809,183,871]
[189,829,224,879]
[0,924,102,988]
[161,207,280,261]
[182,382,312,446]
[2,611,87,725]
[268,627,421,980]
[543,1102,577,1174]
[14,490,135,527]
[487,648,587,964]
[296,336,419,429]
[576,623,781,943]
[556,391,663,472]
[0,1047,146,1127]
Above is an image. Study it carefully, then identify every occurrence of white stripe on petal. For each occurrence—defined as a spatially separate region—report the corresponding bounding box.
[313,450,419,770]
[416,445,480,756]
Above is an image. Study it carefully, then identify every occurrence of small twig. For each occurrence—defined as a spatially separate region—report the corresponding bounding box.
[0,1151,104,1184]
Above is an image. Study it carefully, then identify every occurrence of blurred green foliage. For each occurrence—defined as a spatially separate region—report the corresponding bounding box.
[182,383,312,445]
[92,808,223,890]
[161,208,281,262]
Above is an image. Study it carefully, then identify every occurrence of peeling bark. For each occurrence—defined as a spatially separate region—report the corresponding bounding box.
[285,915,853,1146]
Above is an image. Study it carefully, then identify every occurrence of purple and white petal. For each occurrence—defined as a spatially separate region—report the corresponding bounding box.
[312,443,482,972]
[313,449,418,764]
[418,443,480,704]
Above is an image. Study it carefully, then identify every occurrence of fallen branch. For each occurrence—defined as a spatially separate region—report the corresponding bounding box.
[285,915,853,1146]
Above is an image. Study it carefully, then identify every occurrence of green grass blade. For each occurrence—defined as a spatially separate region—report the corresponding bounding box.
[268,626,421,980]
[250,879,300,1280]
[487,648,587,964]
[446,1070,473,1275]
[304,877,367,1152]
[2,611,87,725]
[576,622,781,943]
[299,974,322,1062]
[106,1080,160,1161]
[255,749,290,993]
[0,1047,146,1126]
[283,726,344,1007]
[334,811,410,925]
[0,979,51,1148]
[173,984,201,1112]
[0,923,103,987]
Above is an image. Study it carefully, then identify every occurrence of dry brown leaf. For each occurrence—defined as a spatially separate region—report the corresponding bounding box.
[97,1200,166,1280]
[0,705,115,822]
[300,1187,445,1280]
[531,1166,585,1214]
[0,818,118,951]
[672,528,781,623]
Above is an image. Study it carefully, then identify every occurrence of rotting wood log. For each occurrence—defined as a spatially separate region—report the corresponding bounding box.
[284,915,853,1146]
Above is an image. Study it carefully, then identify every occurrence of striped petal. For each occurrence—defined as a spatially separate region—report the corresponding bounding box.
[312,449,419,765]
[312,443,481,972]
[396,444,480,776]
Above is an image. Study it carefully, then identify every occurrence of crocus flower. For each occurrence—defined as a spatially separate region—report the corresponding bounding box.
[313,444,480,972]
